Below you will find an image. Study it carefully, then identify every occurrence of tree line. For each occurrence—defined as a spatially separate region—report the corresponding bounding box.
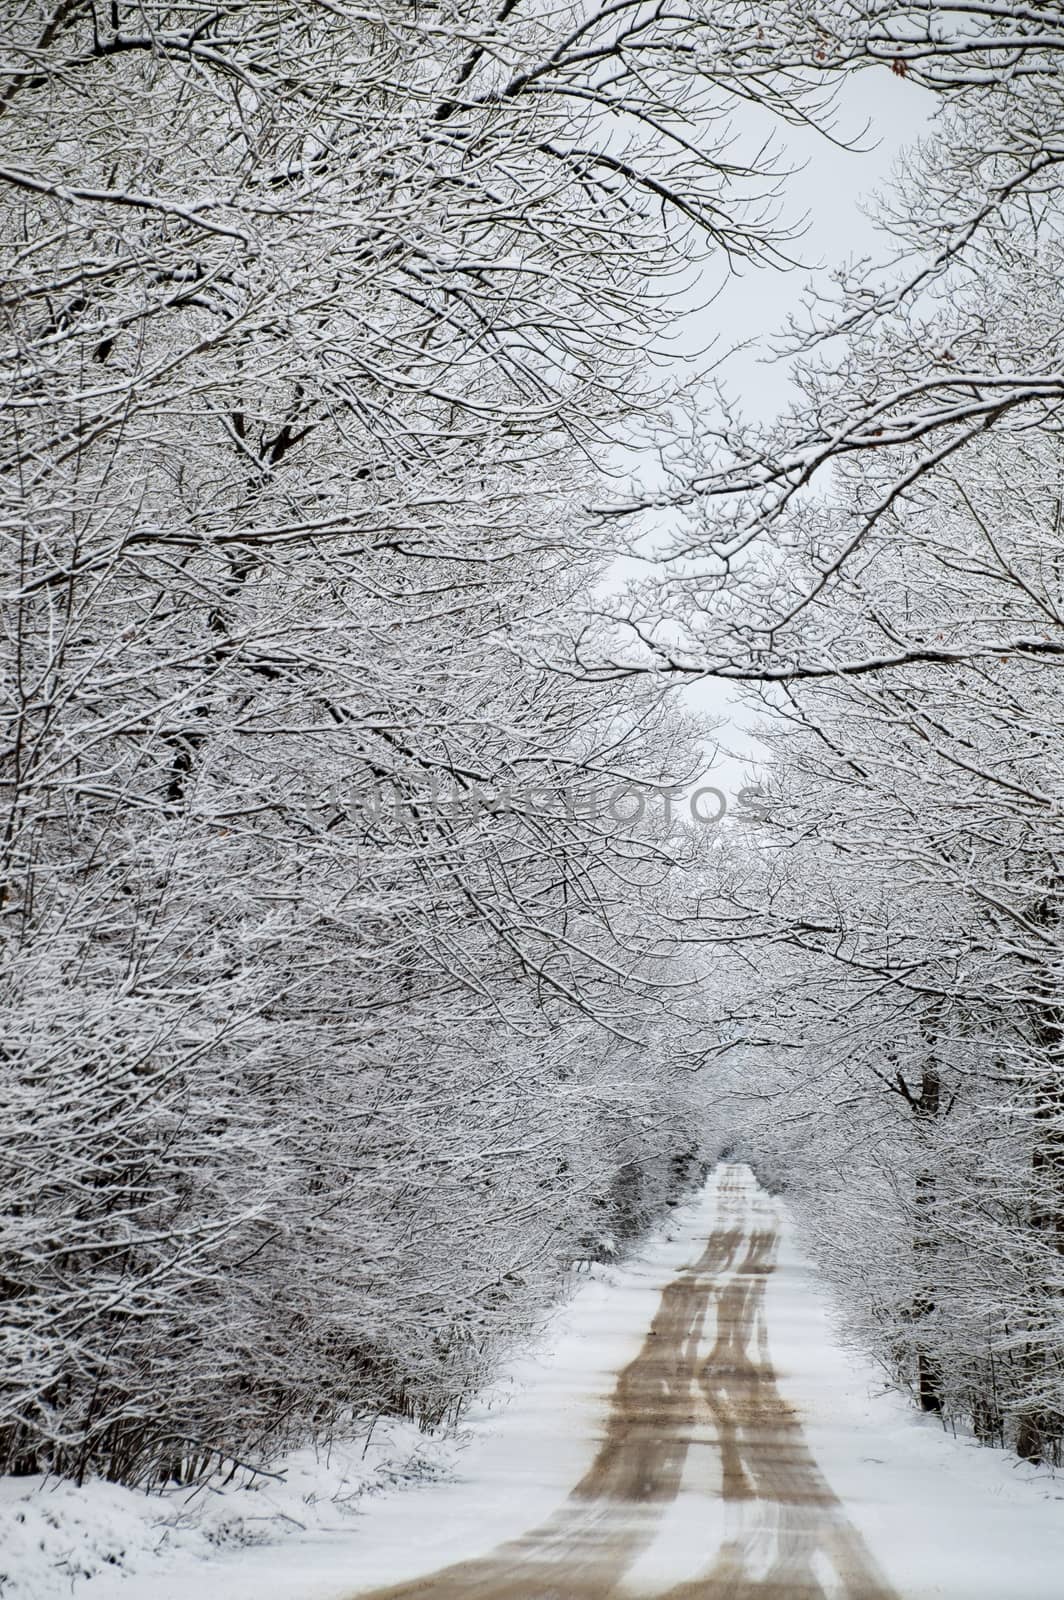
[4,0,1064,1490]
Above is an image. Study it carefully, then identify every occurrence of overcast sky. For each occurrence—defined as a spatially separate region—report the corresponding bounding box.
[666,66,934,803]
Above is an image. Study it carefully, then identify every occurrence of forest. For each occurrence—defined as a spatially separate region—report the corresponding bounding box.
[3,0,1064,1509]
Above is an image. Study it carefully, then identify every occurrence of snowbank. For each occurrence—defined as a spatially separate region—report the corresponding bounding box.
[0,1421,455,1600]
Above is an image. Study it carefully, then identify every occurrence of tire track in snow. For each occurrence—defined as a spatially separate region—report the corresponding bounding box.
[350,1167,898,1600]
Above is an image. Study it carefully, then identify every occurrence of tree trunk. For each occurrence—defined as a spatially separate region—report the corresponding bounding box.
[1016,894,1064,1463]
[912,1061,943,1416]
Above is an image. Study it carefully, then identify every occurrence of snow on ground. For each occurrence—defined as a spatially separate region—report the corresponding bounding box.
[0,1418,457,1600]
[6,1167,1064,1599]
[0,1178,723,1600]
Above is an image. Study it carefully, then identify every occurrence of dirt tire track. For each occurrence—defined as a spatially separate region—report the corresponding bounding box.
[348,1168,900,1600]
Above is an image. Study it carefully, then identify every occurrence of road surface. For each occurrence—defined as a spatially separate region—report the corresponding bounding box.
[352,1166,898,1600]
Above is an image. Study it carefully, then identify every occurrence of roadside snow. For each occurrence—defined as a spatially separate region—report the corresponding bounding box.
[0,1421,455,1600]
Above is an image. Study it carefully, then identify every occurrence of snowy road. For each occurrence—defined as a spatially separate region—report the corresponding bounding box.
[352,1168,896,1600]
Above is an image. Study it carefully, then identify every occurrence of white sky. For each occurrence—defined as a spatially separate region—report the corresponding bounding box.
[662,66,934,801]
